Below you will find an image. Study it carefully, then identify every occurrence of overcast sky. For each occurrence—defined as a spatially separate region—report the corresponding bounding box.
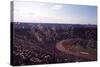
[14,1,97,25]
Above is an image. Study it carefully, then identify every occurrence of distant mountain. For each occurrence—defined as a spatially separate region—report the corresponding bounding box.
[12,22,97,29]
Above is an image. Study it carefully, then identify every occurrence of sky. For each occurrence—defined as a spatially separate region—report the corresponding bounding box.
[13,1,97,25]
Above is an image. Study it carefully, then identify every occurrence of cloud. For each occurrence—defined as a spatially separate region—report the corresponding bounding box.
[51,5,63,10]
